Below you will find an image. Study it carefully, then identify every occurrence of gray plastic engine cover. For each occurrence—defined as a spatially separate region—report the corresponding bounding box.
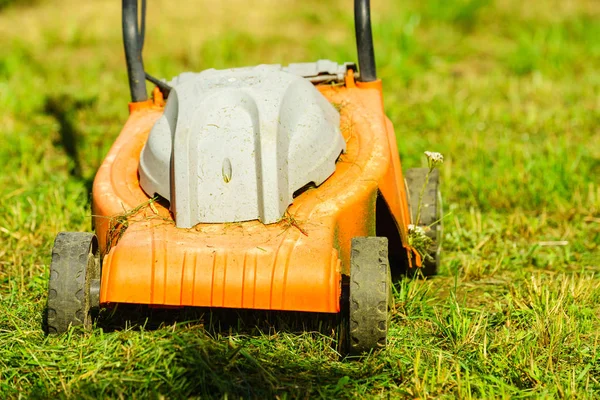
[139,64,346,228]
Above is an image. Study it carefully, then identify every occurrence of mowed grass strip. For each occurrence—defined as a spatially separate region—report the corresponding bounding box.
[1,0,599,398]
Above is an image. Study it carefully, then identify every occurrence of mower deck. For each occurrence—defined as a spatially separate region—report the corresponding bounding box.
[92,77,411,313]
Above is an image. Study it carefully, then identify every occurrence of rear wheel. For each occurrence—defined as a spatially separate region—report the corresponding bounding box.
[345,237,391,355]
[46,232,100,334]
[405,168,442,276]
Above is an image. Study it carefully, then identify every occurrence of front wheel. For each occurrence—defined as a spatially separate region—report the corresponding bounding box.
[344,236,391,355]
[46,232,100,334]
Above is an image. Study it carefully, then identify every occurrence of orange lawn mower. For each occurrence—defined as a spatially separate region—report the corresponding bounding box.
[45,0,442,355]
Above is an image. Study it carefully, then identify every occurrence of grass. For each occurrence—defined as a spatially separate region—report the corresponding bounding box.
[1,0,599,397]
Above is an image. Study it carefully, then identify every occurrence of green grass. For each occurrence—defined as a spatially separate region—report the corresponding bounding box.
[1,0,599,397]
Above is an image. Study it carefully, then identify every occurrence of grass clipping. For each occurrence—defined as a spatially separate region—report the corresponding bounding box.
[104,197,169,255]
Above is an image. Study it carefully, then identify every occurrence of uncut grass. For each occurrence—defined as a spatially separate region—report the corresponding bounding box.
[1,0,599,398]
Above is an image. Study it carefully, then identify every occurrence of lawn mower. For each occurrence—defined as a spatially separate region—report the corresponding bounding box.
[45,0,442,355]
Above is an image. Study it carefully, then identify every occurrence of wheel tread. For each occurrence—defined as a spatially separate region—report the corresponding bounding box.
[46,232,98,334]
[348,237,390,354]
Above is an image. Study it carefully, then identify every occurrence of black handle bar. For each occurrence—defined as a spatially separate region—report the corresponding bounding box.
[354,0,377,82]
[122,0,377,102]
[122,0,147,102]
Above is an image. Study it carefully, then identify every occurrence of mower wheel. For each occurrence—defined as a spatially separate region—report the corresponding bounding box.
[46,232,100,334]
[405,168,442,276]
[347,237,391,355]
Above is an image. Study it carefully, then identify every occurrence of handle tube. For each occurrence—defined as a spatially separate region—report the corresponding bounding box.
[123,0,147,102]
[122,0,376,98]
[354,0,377,82]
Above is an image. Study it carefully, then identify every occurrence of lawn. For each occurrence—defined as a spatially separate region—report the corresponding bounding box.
[1,0,599,398]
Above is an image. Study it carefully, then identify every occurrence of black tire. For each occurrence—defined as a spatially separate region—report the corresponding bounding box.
[46,232,100,334]
[346,237,391,355]
[405,168,442,276]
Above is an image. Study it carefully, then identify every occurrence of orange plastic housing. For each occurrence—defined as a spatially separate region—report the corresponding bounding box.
[92,78,412,313]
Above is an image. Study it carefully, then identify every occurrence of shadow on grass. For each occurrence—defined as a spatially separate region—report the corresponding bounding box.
[45,94,96,195]
[97,303,342,338]
[37,297,371,397]
[84,304,366,398]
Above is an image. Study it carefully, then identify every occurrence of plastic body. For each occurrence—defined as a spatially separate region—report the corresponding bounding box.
[92,73,412,313]
[139,65,346,227]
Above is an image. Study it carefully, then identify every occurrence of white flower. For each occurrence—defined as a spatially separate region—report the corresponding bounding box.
[424,151,444,164]
[408,224,426,235]
[424,151,444,170]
